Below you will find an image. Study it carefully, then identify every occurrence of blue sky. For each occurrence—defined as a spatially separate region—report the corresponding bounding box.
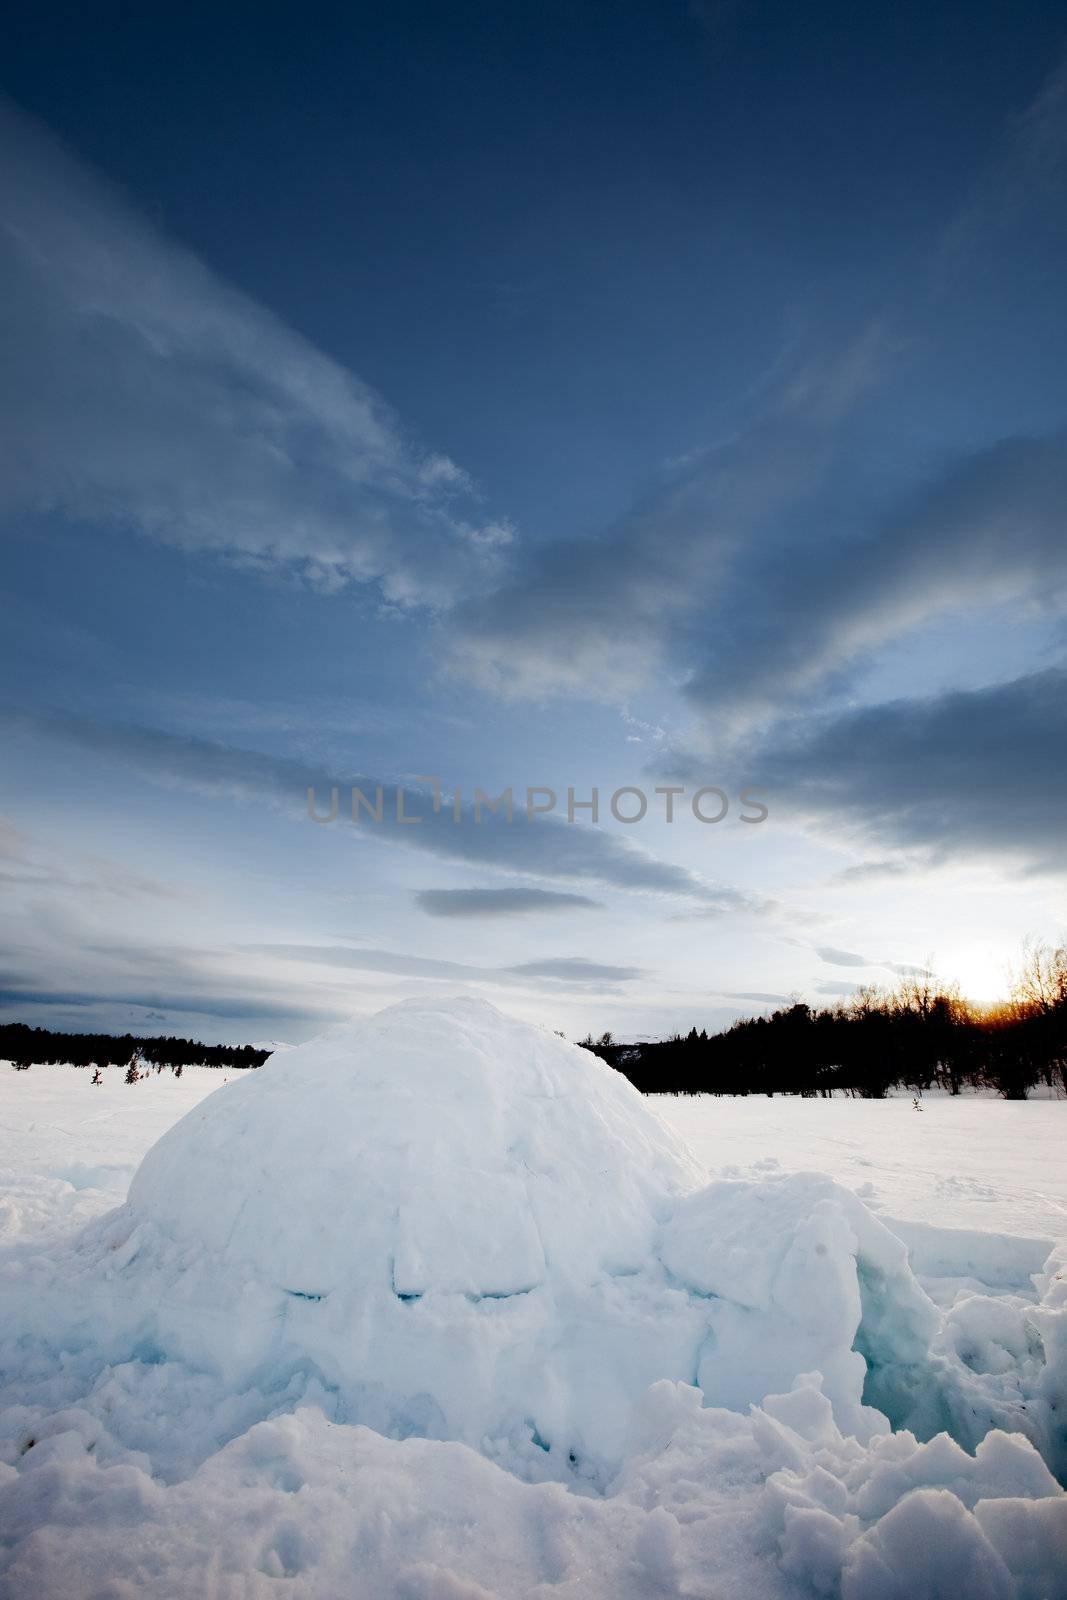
[1,1,1066,1041]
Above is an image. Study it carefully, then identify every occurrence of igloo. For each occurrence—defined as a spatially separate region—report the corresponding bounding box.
[85,997,941,1475]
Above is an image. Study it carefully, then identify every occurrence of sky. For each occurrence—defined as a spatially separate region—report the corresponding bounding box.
[1,0,1066,1043]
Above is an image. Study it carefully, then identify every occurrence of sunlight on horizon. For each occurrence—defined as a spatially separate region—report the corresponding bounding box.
[942,946,1014,1005]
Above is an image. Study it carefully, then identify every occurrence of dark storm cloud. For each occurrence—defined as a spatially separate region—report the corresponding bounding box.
[415,888,602,917]
[757,666,1067,872]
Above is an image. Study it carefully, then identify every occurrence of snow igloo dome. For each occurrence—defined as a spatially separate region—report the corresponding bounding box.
[92,997,940,1473]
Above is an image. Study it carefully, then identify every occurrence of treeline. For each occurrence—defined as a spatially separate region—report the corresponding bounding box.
[0,1023,270,1073]
[582,944,1067,1101]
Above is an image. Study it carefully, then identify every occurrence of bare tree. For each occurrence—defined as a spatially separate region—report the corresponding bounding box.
[1010,939,1067,1016]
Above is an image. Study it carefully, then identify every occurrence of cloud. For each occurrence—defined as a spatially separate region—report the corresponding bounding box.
[505,958,643,983]
[415,888,601,917]
[0,98,506,606]
[669,889,778,920]
[451,364,1067,725]
[0,985,322,1024]
[832,859,912,885]
[814,947,930,978]
[721,990,791,1004]
[813,946,931,979]
[938,55,1067,271]
[683,430,1067,722]
[241,944,646,989]
[0,814,179,900]
[757,666,1067,872]
[448,329,885,702]
[444,56,1067,718]
[1,706,746,904]
[815,946,871,967]
[0,927,345,1028]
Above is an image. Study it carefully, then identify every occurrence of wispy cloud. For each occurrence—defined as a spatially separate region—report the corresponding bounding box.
[814,947,930,979]
[937,55,1067,273]
[451,369,1067,724]
[415,887,602,917]
[815,946,870,968]
[832,859,913,885]
[0,815,179,900]
[0,983,324,1025]
[445,56,1067,721]
[448,328,886,702]
[241,943,646,989]
[721,990,791,1005]
[1,706,750,904]
[506,957,642,983]
[683,430,1067,724]
[0,98,507,606]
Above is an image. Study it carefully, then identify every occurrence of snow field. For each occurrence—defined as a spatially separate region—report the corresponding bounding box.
[0,997,1065,1598]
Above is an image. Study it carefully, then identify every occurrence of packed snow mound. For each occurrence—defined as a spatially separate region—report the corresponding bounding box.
[128,995,704,1296]
[61,996,966,1473]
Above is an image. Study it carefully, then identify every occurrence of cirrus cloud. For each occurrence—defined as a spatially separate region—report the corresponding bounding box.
[0,97,508,607]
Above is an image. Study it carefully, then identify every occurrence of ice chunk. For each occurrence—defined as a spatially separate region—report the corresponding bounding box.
[842,1488,1016,1599]
[659,1172,940,1439]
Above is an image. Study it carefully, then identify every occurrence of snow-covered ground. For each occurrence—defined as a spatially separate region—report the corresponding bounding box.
[1,1006,1065,1599]
[657,1092,1067,1242]
[4,1064,1062,1244]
